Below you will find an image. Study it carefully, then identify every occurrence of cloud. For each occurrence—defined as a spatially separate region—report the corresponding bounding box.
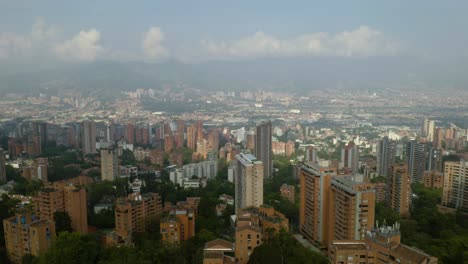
[142,27,168,59]
[201,26,399,59]
[0,18,102,62]
[54,29,102,62]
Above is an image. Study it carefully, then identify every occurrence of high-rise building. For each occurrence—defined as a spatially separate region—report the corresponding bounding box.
[81,120,96,155]
[33,182,88,234]
[299,162,336,248]
[422,170,444,189]
[442,160,468,213]
[255,121,272,179]
[329,175,375,241]
[235,153,263,213]
[115,192,162,240]
[124,123,135,145]
[187,124,197,150]
[422,118,435,142]
[197,120,204,141]
[341,142,360,173]
[387,164,411,217]
[3,210,56,264]
[305,146,318,162]
[285,140,295,157]
[433,127,445,148]
[0,148,7,183]
[376,137,395,177]
[406,140,426,183]
[427,147,443,172]
[329,225,437,264]
[208,130,219,153]
[100,148,119,181]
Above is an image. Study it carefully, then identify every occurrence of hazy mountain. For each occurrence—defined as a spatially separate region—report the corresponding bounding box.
[0,57,466,98]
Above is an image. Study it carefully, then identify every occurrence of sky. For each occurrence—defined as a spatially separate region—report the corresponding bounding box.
[0,1,467,64]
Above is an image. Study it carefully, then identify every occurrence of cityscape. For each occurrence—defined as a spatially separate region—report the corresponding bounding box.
[1,1,468,264]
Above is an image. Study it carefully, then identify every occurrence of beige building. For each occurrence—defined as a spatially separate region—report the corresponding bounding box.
[203,239,235,264]
[387,164,411,217]
[3,210,56,264]
[100,148,119,181]
[329,225,437,264]
[235,205,289,264]
[422,170,444,189]
[33,181,88,234]
[160,209,196,244]
[329,175,375,241]
[299,162,336,248]
[115,192,162,240]
[235,153,263,213]
[442,160,468,213]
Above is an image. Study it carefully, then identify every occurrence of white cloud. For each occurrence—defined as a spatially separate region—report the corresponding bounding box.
[142,27,168,59]
[54,29,102,62]
[0,19,102,62]
[201,26,399,59]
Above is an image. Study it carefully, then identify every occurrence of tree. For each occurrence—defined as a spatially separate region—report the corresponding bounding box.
[121,149,136,166]
[54,211,72,234]
[375,202,400,226]
[39,232,100,264]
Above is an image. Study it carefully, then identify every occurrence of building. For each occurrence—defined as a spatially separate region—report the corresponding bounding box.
[81,120,96,155]
[235,205,289,264]
[3,210,56,264]
[341,142,360,173]
[422,171,444,189]
[422,118,435,142]
[442,160,468,213]
[376,137,395,177]
[160,209,196,243]
[235,153,263,213]
[285,140,295,157]
[255,121,272,179]
[387,165,411,217]
[203,239,235,264]
[305,146,318,162]
[100,148,119,181]
[329,175,375,241]
[124,123,135,145]
[279,184,295,203]
[329,225,437,264]
[373,182,387,203]
[187,124,197,150]
[427,147,443,172]
[0,148,6,183]
[406,140,426,183]
[33,182,88,234]
[115,192,162,240]
[21,158,48,182]
[299,162,336,248]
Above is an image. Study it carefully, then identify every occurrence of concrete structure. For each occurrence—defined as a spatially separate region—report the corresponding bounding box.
[341,142,360,173]
[329,225,437,264]
[21,158,48,182]
[427,147,443,172]
[442,160,468,213]
[299,162,336,248]
[255,121,272,179]
[422,171,444,189]
[100,148,119,181]
[115,192,162,240]
[235,205,289,264]
[422,118,435,142]
[330,175,375,241]
[160,209,196,243]
[376,137,395,177]
[3,210,55,264]
[81,120,96,155]
[33,182,88,234]
[387,165,411,217]
[406,140,426,183]
[203,239,235,264]
[235,153,263,213]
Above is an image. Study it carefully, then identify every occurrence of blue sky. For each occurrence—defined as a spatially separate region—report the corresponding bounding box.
[1,1,467,63]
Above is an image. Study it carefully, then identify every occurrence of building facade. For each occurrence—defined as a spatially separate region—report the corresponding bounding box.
[254,121,272,179]
[442,160,468,213]
[387,165,411,217]
[235,153,263,213]
[100,148,119,181]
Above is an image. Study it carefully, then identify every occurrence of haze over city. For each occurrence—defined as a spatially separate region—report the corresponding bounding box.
[0,1,467,264]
